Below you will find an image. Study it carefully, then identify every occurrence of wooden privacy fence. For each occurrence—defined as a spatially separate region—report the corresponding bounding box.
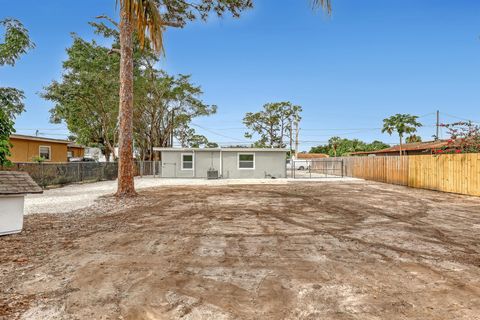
[326,154,480,197]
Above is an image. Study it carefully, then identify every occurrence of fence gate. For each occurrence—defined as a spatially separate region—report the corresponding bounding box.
[289,159,344,179]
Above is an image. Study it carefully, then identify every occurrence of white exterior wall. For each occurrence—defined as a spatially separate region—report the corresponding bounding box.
[160,150,287,179]
[0,195,25,236]
[221,151,286,179]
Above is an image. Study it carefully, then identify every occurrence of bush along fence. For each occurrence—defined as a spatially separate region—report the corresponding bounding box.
[0,161,161,188]
[317,154,480,197]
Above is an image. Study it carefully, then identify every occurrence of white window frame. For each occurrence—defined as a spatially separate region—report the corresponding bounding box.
[39,145,51,161]
[181,153,194,171]
[237,152,255,170]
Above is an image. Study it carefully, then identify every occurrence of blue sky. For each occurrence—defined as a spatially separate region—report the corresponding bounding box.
[2,0,480,150]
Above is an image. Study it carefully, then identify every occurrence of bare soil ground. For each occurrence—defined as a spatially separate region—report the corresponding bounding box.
[1,181,480,320]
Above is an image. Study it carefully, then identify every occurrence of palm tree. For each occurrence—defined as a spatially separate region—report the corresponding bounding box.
[382,114,422,156]
[406,134,422,144]
[329,136,341,157]
[312,0,332,13]
[115,0,332,196]
[116,0,163,197]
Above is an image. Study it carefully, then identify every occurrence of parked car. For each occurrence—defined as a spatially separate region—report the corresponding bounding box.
[286,159,311,170]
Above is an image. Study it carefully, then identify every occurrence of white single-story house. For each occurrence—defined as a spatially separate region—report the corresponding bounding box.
[153,148,288,179]
[0,171,43,236]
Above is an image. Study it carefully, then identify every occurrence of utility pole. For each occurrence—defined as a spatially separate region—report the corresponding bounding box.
[294,118,299,158]
[435,110,440,140]
[289,119,294,156]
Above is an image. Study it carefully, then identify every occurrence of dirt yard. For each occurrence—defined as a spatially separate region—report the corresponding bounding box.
[1,181,480,320]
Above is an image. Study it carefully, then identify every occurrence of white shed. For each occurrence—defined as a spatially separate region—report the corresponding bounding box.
[0,171,43,236]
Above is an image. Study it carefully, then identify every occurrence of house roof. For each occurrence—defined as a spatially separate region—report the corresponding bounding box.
[351,140,449,155]
[67,143,85,148]
[296,153,329,159]
[153,147,289,152]
[10,134,71,144]
[0,171,43,195]
[10,134,84,148]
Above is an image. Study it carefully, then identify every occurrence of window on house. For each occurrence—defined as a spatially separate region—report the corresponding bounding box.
[238,153,255,169]
[181,153,194,170]
[67,151,73,158]
[39,146,51,161]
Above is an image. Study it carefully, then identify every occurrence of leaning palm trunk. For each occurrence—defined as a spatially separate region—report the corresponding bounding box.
[116,7,136,197]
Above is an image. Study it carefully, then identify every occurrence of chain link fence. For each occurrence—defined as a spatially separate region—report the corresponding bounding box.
[1,161,161,188]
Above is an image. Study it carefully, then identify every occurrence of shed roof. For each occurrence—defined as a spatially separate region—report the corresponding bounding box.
[0,171,43,195]
[153,147,288,152]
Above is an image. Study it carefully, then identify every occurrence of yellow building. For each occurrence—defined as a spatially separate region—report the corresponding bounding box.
[8,134,84,163]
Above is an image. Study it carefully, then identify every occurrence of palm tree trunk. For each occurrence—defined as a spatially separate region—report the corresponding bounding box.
[116,7,136,197]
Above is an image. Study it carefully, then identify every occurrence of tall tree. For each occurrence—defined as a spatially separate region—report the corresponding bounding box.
[134,68,216,158]
[43,32,121,160]
[382,114,422,156]
[116,0,252,196]
[114,0,332,196]
[0,18,35,165]
[244,102,302,148]
[329,136,341,157]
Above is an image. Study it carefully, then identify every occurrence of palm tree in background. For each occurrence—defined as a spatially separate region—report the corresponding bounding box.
[382,114,422,156]
[406,134,422,144]
[115,0,332,196]
[329,136,341,157]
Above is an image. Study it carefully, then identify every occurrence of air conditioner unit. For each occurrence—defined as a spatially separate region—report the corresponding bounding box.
[207,168,219,180]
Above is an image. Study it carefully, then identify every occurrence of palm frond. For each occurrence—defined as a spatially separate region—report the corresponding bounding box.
[311,0,332,14]
[119,0,164,53]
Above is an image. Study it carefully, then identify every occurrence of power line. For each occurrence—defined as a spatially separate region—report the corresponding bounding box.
[441,112,480,124]
[190,122,248,143]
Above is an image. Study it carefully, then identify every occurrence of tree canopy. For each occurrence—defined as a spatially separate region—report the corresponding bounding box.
[1,18,35,119]
[0,18,35,166]
[382,114,422,155]
[310,138,390,157]
[43,31,121,159]
[0,109,14,166]
[243,102,302,149]
[43,21,215,160]
[0,18,35,67]
[405,134,422,143]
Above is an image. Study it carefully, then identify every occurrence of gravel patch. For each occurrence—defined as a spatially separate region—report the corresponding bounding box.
[24,176,359,215]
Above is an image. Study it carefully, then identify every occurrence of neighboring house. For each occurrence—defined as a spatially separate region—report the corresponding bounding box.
[351,140,449,157]
[154,147,288,179]
[67,143,85,159]
[0,171,43,235]
[8,134,84,162]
